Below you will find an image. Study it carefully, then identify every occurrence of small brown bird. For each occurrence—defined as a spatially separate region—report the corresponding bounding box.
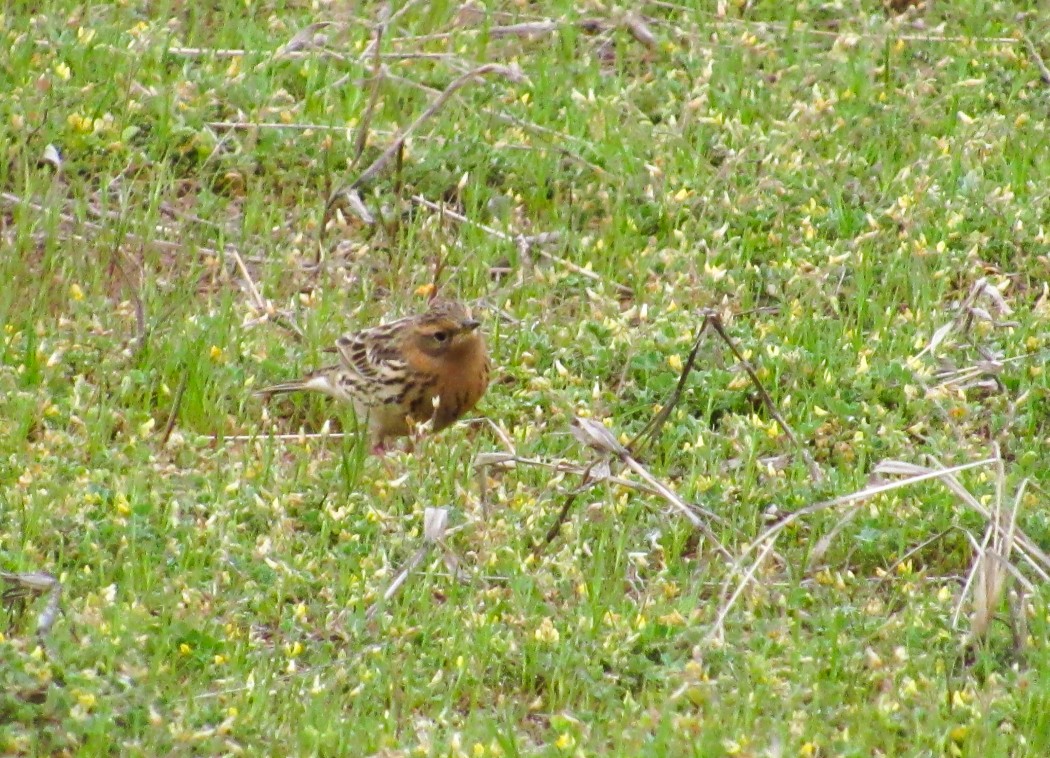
[256,299,489,454]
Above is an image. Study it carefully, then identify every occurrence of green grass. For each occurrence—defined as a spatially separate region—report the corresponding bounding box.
[3,0,1050,754]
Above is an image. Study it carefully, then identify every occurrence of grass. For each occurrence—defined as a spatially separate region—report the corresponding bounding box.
[2,0,1050,754]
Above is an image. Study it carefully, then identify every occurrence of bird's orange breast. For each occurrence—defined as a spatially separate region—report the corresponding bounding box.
[428,337,489,431]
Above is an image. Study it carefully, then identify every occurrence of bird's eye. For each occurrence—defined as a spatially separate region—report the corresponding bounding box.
[433,331,449,342]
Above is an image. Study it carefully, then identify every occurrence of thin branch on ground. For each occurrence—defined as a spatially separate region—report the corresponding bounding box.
[409,194,632,296]
[486,112,610,178]
[707,535,779,645]
[475,452,692,501]
[535,460,603,551]
[1022,33,1050,85]
[227,243,306,341]
[885,459,1050,583]
[705,313,823,483]
[275,21,335,59]
[474,448,728,544]
[365,543,432,621]
[570,417,733,561]
[328,63,527,202]
[344,66,610,178]
[352,5,391,166]
[161,368,190,446]
[487,19,605,38]
[629,309,822,482]
[709,457,999,642]
[321,63,529,258]
[626,315,712,454]
[387,66,610,175]
[365,507,457,621]
[361,0,425,56]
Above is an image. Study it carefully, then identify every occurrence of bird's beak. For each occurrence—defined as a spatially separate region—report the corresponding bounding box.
[461,319,481,332]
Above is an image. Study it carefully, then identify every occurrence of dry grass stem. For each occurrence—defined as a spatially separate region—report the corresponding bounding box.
[409,195,630,295]
[571,417,732,561]
[322,64,529,254]
[631,310,822,482]
[161,369,190,446]
[365,507,452,621]
[711,457,999,641]
[352,5,391,167]
[346,64,527,191]
[1022,34,1050,85]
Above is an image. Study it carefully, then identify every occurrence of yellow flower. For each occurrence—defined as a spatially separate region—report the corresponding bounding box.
[67,114,92,133]
[534,617,560,644]
[555,733,575,750]
[658,610,686,626]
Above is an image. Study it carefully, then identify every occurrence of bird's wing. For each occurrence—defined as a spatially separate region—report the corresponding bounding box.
[333,321,411,407]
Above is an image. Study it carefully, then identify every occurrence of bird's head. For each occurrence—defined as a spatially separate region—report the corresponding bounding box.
[405,300,483,359]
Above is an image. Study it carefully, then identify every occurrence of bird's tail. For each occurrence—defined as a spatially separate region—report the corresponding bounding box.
[255,366,340,399]
[255,380,309,397]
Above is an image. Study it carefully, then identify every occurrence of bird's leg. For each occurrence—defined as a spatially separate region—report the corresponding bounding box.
[406,416,434,455]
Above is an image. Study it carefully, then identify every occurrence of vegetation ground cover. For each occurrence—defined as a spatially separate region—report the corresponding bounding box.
[2,0,1049,754]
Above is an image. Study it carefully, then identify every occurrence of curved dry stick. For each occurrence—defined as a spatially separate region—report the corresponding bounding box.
[707,457,998,642]
[352,5,391,166]
[350,63,527,188]
[322,63,528,234]
[704,314,823,483]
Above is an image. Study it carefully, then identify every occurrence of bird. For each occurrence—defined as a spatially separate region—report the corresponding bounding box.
[256,299,489,454]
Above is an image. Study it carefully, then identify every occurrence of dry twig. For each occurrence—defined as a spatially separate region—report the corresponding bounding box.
[330,63,527,198]
[161,368,190,446]
[708,455,1018,643]
[321,63,530,259]
[570,417,733,561]
[352,5,391,166]
[409,195,631,296]
[365,507,461,620]
[1022,33,1050,86]
[630,309,822,483]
